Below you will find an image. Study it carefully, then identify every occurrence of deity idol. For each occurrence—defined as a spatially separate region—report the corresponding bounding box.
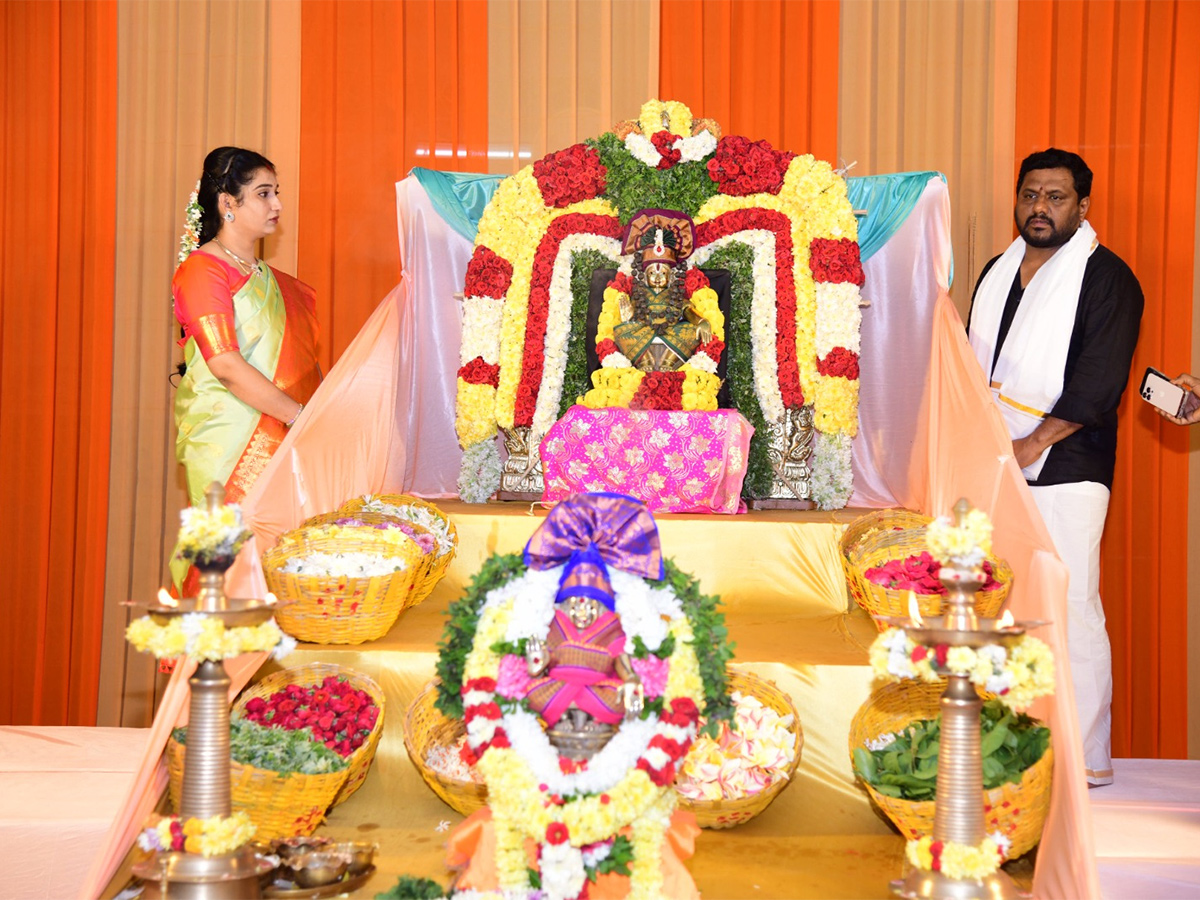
[613,210,712,372]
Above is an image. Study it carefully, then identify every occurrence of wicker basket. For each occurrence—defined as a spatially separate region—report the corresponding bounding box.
[676,669,805,829]
[848,680,1053,858]
[233,662,386,807]
[403,679,487,817]
[842,511,1012,630]
[340,494,458,603]
[166,736,349,840]
[263,529,425,644]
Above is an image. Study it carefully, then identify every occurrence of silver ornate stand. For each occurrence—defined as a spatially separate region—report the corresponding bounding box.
[131,483,276,899]
[497,425,545,499]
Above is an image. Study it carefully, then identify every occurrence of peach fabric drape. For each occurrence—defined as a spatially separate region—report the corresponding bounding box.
[659,0,839,166]
[903,295,1097,900]
[1015,0,1200,760]
[98,0,303,727]
[0,0,116,725]
[297,0,489,367]
[486,0,660,175]
[838,0,1019,317]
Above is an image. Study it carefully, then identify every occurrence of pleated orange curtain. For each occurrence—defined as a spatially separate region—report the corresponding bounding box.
[0,0,117,725]
[297,0,489,368]
[658,0,839,164]
[1015,0,1200,758]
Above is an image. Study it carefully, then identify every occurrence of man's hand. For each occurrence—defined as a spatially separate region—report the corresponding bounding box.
[1012,435,1042,469]
[1012,415,1083,470]
[1159,373,1200,425]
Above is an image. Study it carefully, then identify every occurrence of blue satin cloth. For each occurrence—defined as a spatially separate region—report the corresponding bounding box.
[410,167,947,273]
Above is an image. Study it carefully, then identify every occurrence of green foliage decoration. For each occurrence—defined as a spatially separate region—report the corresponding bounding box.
[702,243,773,497]
[587,132,718,226]
[435,552,528,719]
[172,719,348,775]
[852,699,1051,802]
[560,248,620,418]
[373,875,447,900]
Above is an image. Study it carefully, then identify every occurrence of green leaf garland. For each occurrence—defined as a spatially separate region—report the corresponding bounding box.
[587,132,718,226]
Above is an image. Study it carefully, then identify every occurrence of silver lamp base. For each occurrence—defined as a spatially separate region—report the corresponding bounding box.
[893,867,1021,900]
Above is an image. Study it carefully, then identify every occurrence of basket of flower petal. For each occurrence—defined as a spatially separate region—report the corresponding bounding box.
[263,522,427,644]
[844,514,1012,630]
[402,678,488,817]
[339,494,457,603]
[233,662,385,807]
[848,679,1053,859]
[167,718,350,840]
[675,669,804,829]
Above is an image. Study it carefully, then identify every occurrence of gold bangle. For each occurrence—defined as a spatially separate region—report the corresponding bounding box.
[285,403,303,427]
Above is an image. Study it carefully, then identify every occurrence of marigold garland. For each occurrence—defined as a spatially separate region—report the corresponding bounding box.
[126,614,294,663]
[138,811,256,857]
[906,835,1006,881]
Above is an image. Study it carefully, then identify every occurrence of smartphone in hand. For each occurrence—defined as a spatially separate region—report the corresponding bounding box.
[1140,367,1199,418]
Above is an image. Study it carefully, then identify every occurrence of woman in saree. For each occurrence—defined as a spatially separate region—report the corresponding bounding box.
[171,146,322,591]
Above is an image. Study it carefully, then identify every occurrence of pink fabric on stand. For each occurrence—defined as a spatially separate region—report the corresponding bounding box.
[902,293,1097,900]
[540,406,752,514]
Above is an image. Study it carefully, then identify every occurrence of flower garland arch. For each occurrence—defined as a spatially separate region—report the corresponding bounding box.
[456,99,864,507]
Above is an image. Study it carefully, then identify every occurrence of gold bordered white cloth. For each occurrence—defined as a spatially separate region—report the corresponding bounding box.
[969,220,1098,478]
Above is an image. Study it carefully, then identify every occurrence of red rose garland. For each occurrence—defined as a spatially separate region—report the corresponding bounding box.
[533,144,608,209]
[816,347,860,380]
[809,238,866,286]
[459,356,501,387]
[629,371,685,411]
[464,246,514,298]
[706,136,795,197]
[514,213,623,426]
[696,208,803,407]
[650,130,683,169]
[596,338,620,363]
[683,267,709,297]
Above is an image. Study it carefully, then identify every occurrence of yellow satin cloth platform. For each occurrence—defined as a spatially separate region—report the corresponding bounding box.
[267,502,930,899]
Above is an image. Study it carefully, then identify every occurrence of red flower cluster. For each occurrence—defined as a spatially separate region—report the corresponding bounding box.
[164,818,187,851]
[458,356,500,387]
[545,822,570,845]
[817,347,860,380]
[241,676,379,758]
[608,272,633,295]
[515,214,623,426]
[629,371,685,411]
[533,144,607,209]
[637,697,700,787]
[697,208,803,407]
[929,840,945,872]
[683,267,710,297]
[911,644,950,667]
[596,338,619,362]
[865,552,1003,595]
[809,238,865,286]
[706,136,795,196]
[697,337,725,361]
[464,246,513,299]
[461,676,509,761]
[650,130,682,169]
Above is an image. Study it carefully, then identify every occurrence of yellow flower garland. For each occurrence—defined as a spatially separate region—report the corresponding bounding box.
[126,615,287,662]
[906,835,1003,881]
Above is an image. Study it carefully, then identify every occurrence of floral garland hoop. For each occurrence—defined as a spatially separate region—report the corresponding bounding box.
[906,834,1009,881]
[138,811,256,857]
[455,98,864,508]
[126,613,295,663]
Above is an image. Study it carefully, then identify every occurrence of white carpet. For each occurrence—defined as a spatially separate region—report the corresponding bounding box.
[1092,758,1200,899]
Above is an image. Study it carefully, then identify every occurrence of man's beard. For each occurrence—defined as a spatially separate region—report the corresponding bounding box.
[1018,213,1077,249]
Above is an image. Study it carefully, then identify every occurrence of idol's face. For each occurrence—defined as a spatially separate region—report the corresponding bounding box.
[567,596,600,629]
[1014,167,1089,249]
[646,262,670,290]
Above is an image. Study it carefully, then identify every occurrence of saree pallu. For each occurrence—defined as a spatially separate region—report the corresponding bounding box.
[171,263,321,590]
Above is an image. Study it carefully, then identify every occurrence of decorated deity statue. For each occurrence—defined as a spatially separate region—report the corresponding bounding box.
[613,210,712,372]
[523,546,645,759]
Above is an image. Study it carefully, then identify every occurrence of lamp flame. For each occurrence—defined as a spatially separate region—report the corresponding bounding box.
[907,591,924,627]
[157,588,178,608]
[998,609,1015,629]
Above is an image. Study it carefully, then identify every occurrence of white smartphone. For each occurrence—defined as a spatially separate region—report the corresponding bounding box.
[1140,367,1199,418]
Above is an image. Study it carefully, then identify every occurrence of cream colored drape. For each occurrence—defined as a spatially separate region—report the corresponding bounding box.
[98,0,301,727]
[838,0,1018,318]
[486,0,660,174]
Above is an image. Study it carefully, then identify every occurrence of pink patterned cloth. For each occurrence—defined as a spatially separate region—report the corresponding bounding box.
[540,407,752,514]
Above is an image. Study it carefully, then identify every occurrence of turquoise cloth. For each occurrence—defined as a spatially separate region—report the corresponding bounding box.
[411,166,948,278]
[410,168,504,244]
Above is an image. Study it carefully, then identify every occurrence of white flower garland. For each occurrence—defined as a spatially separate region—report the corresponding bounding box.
[622,129,717,169]
[279,550,410,578]
[460,296,505,366]
[813,282,863,357]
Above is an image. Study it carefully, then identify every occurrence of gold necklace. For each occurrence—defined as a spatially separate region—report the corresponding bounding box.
[214,238,257,274]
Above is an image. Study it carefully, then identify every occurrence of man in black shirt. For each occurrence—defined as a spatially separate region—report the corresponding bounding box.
[968,149,1143,786]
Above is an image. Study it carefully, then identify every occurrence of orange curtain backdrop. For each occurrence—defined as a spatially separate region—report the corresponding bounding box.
[297,0,489,369]
[658,0,839,164]
[0,0,117,724]
[1014,0,1200,759]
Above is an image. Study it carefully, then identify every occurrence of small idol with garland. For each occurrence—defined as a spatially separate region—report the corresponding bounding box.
[436,492,734,899]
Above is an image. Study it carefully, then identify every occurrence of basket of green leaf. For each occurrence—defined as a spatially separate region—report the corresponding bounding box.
[167,719,351,839]
[849,680,1053,858]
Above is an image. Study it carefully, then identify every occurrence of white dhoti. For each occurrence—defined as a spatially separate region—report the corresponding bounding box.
[1030,481,1113,785]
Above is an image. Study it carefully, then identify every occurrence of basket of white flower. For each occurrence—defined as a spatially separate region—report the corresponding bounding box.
[263,524,427,644]
[339,494,458,603]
